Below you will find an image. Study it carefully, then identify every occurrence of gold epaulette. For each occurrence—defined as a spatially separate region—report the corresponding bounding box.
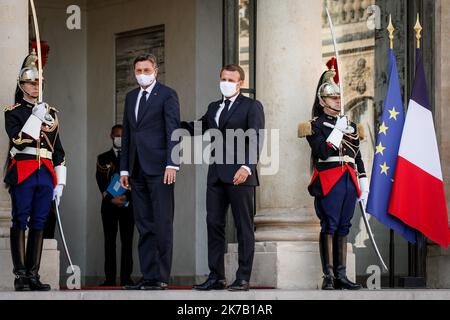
[96,161,113,174]
[298,117,317,138]
[3,103,20,112]
[357,123,365,140]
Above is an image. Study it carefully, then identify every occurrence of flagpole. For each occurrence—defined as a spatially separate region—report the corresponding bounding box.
[387,15,396,288]
[399,14,427,288]
[413,14,428,285]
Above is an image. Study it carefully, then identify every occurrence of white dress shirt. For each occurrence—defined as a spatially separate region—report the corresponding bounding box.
[215,94,251,176]
[135,82,157,121]
[113,147,120,158]
[120,82,179,177]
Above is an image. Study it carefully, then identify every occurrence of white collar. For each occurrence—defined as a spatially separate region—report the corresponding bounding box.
[139,81,157,96]
[113,147,121,155]
[222,93,239,105]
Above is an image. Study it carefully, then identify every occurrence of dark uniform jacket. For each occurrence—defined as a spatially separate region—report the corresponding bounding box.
[96,148,131,212]
[4,99,65,187]
[305,113,366,198]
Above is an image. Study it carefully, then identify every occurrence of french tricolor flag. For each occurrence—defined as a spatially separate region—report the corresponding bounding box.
[388,50,450,248]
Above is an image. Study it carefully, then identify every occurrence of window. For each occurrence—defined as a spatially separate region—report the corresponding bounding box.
[115,25,165,124]
[223,0,256,98]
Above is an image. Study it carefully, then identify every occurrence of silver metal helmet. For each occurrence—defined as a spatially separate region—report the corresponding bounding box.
[18,49,43,82]
[17,49,44,99]
[317,68,340,104]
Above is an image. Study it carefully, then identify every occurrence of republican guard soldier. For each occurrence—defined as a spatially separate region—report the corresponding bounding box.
[299,61,369,290]
[4,50,66,291]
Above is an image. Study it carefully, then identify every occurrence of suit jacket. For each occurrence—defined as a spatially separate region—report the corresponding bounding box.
[181,94,265,186]
[96,148,131,212]
[120,81,181,176]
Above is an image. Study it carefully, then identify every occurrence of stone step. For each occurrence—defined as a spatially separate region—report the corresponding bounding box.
[0,289,450,300]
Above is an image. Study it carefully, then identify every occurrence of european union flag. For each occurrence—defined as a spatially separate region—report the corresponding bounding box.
[366,49,416,243]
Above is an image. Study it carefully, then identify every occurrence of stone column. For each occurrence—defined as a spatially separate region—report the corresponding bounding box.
[427,0,450,289]
[225,0,355,289]
[0,0,59,290]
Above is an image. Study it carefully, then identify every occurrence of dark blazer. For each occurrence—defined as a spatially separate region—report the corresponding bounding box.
[181,94,265,186]
[120,81,180,176]
[96,148,131,212]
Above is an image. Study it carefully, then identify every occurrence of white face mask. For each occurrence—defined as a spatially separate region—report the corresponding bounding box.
[113,137,122,149]
[220,81,239,98]
[136,73,156,87]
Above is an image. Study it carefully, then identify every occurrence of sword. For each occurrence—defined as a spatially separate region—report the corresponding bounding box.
[325,1,388,271]
[55,201,76,274]
[29,1,74,273]
[325,3,345,116]
[29,0,43,103]
[359,200,388,271]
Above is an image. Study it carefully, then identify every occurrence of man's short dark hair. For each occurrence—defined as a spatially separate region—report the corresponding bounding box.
[133,54,158,69]
[220,64,245,81]
[111,124,122,133]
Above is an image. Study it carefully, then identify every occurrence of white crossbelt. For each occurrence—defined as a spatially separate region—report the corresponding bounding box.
[318,155,355,164]
[10,147,53,160]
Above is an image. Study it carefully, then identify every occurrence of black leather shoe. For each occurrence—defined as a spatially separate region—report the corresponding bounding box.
[124,279,150,290]
[14,273,31,291]
[125,279,168,290]
[142,281,168,290]
[322,275,335,290]
[334,276,362,290]
[28,275,51,291]
[193,278,226,291]
[227,279,250,291]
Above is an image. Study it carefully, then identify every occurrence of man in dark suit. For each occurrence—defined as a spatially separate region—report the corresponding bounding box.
[96,124,134,287]
[182,64,265,291]
[120,54,180,290]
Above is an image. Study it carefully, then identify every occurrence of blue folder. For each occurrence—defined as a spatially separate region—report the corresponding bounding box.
[106,173,129,207]
[107,173,126,197]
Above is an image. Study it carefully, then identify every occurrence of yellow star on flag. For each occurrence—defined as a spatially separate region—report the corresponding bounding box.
[389,107,400,120]
[379,122,389,135]
[375,142,386,156]
[380,162,390,175]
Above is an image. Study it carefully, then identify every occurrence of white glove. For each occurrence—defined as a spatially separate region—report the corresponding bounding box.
[53,184,64,206]
[335,116,348,131]
[358,177,369,202]
[32,103,47,121]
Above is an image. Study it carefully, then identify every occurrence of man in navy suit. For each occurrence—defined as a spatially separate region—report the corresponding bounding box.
[182,64,265,291]
[120,54,180,290]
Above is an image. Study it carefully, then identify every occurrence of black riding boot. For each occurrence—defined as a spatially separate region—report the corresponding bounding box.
[333,235,362,290]
[319,233,334,290]
[26,229,51,291]
[10,228,30,291]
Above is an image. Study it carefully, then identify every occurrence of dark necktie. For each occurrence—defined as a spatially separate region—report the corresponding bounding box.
[137,91,148,121]
[219,99,231,127]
